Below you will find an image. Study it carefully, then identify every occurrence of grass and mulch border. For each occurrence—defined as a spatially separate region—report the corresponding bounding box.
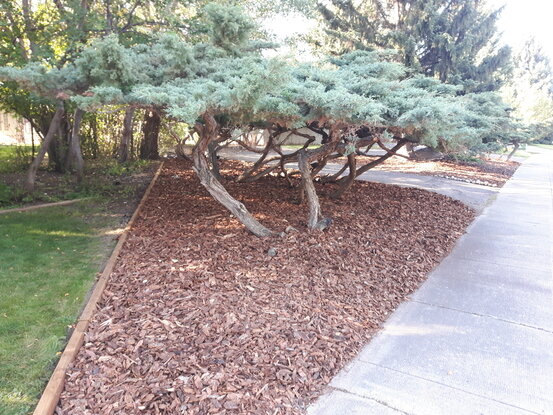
[30,163,163,415]
[0,201,121,415]
[0,198,88,215]
[57,159,476,414]
[0,162,160,415]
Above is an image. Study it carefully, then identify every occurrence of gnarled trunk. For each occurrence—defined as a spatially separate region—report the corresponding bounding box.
[321,162,348,183]
[208,141,223,181]
[298,149,332,231]
[507,142,520,161]
[47,111,71,173]
[193,113,275,238]
[140,110,160,160]
[237,134,274,182]
[337,138,408,185]
[332,152,356,199]
[26,102,65,192]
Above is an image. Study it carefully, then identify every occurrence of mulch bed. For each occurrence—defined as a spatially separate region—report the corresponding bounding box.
[366,157,519,187]
[57,159,474,414]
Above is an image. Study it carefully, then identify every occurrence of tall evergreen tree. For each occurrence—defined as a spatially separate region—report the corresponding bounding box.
[314,0,512,92]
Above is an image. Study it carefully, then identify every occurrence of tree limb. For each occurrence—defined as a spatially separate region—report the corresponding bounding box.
[192,112,275,237]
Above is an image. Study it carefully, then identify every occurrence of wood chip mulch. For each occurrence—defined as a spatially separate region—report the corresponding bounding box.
[57,159,474,415]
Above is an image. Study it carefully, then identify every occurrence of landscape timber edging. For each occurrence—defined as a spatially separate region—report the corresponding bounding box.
[31,161,164,415]
[0,198,88,215]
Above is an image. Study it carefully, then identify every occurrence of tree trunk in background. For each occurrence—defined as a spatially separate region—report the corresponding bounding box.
[26,102,64,192]
[68,108,85,182]
[338,139,408,183]
[140,110,160,160]
[31,128,35,158]
[89,116,100,159]
[130,119,135,160]
[119,107,135,163]
[47,134,65,172]
[332,153,357,199]
[404,142,416,158]
[208,141,223,181]
[47,111,71,173]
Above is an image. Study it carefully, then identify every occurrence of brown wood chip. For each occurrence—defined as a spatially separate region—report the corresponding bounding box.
[58,159,475,414]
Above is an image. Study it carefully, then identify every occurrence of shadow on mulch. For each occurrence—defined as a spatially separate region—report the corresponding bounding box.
[58,159,474,414]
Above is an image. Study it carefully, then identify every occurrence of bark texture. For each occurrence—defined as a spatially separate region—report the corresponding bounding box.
[338,139,408,183]
[140,110,160,160]
[119,107,135,163]
[25,102,65,192]
[68,108,85,182]
[332,152,357,199]
[47,112,71,173]
[192,113,275,237]
[298,149,332,231]
[208,141,223,181]
[507,142,520,161]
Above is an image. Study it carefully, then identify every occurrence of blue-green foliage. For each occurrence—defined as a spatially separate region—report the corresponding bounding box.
[0,2,515,153]
[76,35,138,90]
[202,3,255,52]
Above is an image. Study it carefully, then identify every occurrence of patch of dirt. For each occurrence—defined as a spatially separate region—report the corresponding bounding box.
[58,159,474,414]
[354,156,519,187]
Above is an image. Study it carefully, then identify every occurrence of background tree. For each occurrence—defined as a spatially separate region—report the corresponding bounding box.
[0,0,167,170]
[502,39,553,144]
[311,0,512,92]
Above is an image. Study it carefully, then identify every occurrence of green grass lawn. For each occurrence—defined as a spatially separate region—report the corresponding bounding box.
[0,201,121,414]
[0,145,20,161]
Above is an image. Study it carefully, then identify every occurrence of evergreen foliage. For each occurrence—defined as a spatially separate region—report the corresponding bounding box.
[0,0,282,172]
[0,2,526,233]
[313,0,512,92]
[1,3,513,153]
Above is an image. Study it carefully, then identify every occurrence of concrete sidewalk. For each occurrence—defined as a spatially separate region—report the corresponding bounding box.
[325,165,497,212]
[308,151,553,415]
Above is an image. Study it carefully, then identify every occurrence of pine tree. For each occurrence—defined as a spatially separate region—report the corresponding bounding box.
[314,0,512,92]
[1,3,517,235]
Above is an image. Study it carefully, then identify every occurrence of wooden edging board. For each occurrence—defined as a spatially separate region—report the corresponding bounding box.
[32,161,164,415]
[0,198,88,215]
